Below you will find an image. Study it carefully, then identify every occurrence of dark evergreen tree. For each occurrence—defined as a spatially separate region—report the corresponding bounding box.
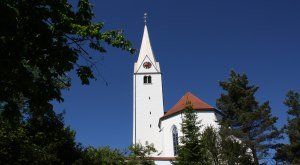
[202,126,221,165]
[219,127,254,165]
[275,90,300,164]
[217,70,280,165]
[202,126,254,165]
[175,102,211,165]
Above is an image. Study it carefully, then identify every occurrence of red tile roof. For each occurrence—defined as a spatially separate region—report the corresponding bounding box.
[161,92,214,119]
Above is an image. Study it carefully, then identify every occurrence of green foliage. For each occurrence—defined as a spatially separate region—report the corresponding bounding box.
[175,102,211,165]
[0,113,83,164]
[202,126,254,165]
[75,146,126,165]
[275,90,300,164]
[0,0,134,163]
[73,143,156,165]
[217,70,280,164]
[202,126,221,165]
[74,143,156,165]
[0,0,135,125]
[127,142,156,165]
[219,127,254,165]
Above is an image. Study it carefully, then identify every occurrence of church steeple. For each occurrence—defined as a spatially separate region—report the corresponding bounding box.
[134,14,160,73]
[133,14,164,156]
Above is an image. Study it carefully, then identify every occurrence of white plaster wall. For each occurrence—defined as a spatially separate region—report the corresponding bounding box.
[133,73,164,156]
[160,114,183,157]
[198,111,220,129]
[160,111,219,157]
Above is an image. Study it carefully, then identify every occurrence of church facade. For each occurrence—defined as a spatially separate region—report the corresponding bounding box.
[133,23,222,164]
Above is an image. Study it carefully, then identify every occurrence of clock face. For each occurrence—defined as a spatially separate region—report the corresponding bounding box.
[143,62,152,69]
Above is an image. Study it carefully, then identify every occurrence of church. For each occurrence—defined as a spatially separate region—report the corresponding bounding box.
[132,16,222,164]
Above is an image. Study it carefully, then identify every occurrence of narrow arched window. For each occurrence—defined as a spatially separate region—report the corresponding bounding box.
[172,126,179,156]
[148,76,152,84]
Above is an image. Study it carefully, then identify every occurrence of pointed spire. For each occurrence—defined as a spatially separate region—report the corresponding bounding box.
[135,14,159,72]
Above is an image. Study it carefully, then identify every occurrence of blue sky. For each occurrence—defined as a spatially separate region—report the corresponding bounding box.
[54,0,300,150]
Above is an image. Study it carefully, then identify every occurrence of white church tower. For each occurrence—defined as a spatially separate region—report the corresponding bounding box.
[133,13,164,155]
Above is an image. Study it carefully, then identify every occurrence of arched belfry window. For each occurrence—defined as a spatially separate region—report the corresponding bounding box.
[143,76,152,84]
[172,126,179,156]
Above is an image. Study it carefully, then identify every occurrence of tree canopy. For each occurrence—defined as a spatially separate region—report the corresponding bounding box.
[217,70,280,164]
[275,90,300,164]
[0,112,83,164]
[127,143,156,165]
[0,0,134,124]
[74,146,126,165]
[175,102,211,165]
[0,0,134,164]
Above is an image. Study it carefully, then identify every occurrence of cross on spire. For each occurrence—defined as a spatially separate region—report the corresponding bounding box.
[144,13,147,24]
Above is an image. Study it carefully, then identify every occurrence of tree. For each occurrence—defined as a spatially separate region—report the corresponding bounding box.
[202,126,221,165]
[275,90,300,164]
[217,70,280,164]
[127,142,156,165]
[75,146,126,165]
[219,127,254,165]
[74,143,156,165]
[0,0,134,124]
[202,126,254,165]
[0,112,83,164]
[0,0,134,163]
[175,102,211,165]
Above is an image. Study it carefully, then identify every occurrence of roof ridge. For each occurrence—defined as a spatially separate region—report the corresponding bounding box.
[161,92,214,119]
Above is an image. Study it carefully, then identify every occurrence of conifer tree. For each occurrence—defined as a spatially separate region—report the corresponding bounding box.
[176,102,211,165]
[202,126,254,165]
[217,70,280,164]
[275,90,300,164]
[202,126,221,165]
[219,127,254,165]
